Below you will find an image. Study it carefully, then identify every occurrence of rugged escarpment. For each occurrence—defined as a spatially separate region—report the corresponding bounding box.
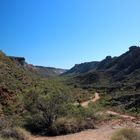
[9,56,26,66]
[27,65,67,77]
[64,61,99,75]
[9,56,67,77]
[65,46,140,85]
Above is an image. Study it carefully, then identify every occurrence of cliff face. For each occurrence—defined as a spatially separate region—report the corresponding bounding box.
[8,56,67,77]
[9,56,26,66]
[27,65,67,77]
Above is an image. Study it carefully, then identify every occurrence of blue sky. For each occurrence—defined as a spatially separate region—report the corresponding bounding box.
[0,0,140,69]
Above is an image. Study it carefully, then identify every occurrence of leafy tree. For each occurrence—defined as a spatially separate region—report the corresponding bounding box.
[24,88,71,134]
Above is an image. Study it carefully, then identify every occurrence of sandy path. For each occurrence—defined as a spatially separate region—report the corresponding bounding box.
[81,92,100,107]
[81,93,136,120]
[106,111,136,120]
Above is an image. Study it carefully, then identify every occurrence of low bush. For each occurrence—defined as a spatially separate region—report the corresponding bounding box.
[111,128,140,140]
[0,127,31,140]
[0,138,15,140]
[0,116,11,131]
[50,117,95,135]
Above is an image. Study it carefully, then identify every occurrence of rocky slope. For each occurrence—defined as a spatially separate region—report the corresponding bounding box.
[26,65,67,77]
[0,53,34,93]
[65,46,140,86]
[64,61,99,75]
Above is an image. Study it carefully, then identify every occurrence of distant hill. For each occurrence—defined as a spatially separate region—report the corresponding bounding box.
[64,46,140,112]
[27,65,67,77]
[64,61,99,75]
[65,46,140,86]
[9,56,67,77]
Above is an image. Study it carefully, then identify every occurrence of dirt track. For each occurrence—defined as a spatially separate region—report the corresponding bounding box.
[81,92,100,107]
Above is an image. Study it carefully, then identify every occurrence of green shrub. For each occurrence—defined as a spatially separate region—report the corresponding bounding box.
[0,116,10,131]
[111,128,140,140]
[0,127,31,140]
[48,104,96,135]
[51,117,95,135]
[0,138,15,140]
[24,89,72,134]
[50,117,78,135]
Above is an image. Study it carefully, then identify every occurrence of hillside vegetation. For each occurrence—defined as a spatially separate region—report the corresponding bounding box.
[0,51,97,138]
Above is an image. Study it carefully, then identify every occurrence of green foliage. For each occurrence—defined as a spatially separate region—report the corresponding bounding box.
[0,52,34,93]
[111,128,140,140]
[0,51,97,136]
[23,88,71,134]
[51,116,95,135]
[0,127,31,140]
[23,88,96,135]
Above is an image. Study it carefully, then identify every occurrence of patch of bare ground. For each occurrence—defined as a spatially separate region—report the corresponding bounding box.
[81,92,100,107]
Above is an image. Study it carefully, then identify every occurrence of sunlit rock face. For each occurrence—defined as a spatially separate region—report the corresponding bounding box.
[9,56,26,66]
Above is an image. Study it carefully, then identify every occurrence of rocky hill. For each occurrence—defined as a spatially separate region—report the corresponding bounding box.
[27,65,67,77]
[64,61,99,75]
[64,46,140,112]
[65,46,140,86]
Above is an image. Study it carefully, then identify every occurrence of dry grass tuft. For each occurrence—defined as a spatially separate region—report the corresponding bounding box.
[111,128,140,140]
[0,127,31,140]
